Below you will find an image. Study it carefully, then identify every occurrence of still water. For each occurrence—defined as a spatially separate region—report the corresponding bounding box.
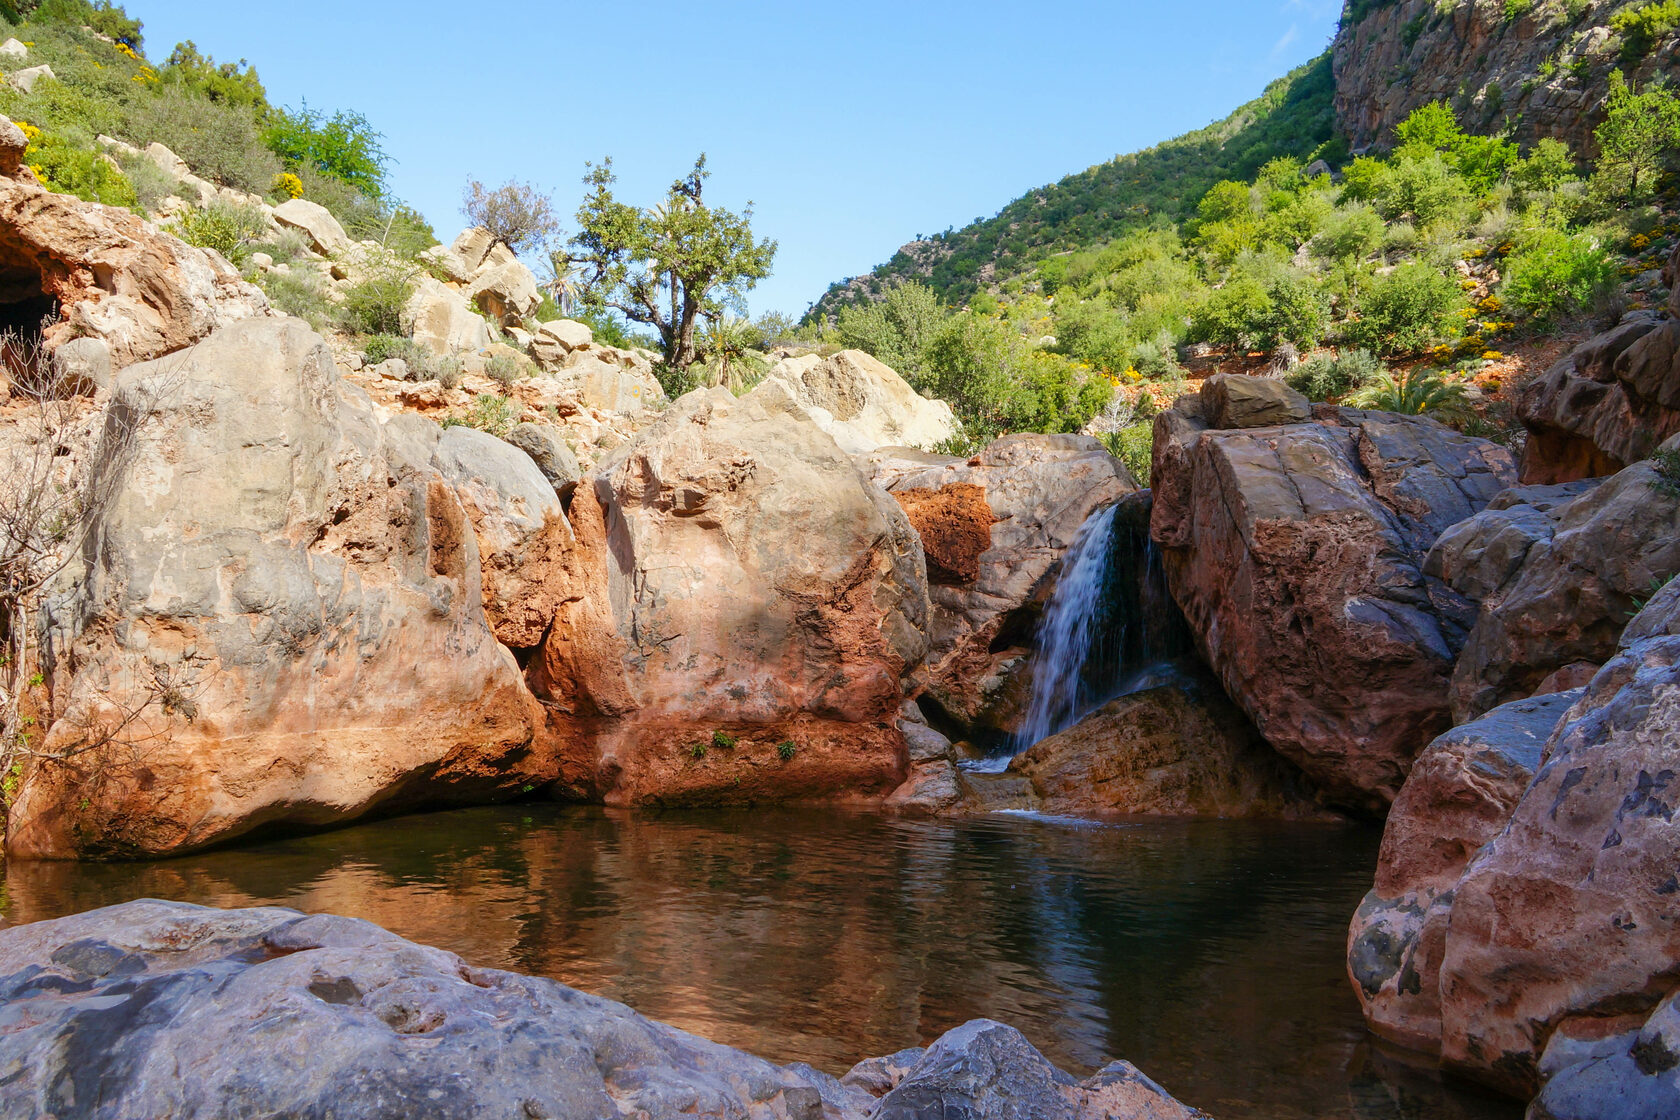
[0,806,1517,1120]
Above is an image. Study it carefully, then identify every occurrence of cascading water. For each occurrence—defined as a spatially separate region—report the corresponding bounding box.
[964,491,1191,773]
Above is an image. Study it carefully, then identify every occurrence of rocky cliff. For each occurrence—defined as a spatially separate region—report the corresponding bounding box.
[1333,0,1680,155]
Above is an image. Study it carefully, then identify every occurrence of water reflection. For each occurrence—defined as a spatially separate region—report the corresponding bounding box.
[0,806,1517,1120]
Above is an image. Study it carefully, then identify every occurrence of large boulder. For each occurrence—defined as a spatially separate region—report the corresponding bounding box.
[1449,450,1680,720]
[1423,481,1600,603]
[570,352,665,414]
[865,435,1139,736]
[1346,689,1581,1055]
[752,349,956,453]
[1437,616,1680,1097]
[998,672,1321,819]
[465,252,541,325]
[0,130,266,373]
[271,198,351,256]
[1518,242,1680,483]
[0,900,1206,1120]
[5,319,553,858]
[530,318,594,368]
[1149,400,1518,811]
[1199,372,1311,429]
[405,275,491,356]
[537,386,931,805]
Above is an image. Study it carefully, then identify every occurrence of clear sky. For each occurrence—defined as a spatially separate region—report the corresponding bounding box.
[134,1,1344,317]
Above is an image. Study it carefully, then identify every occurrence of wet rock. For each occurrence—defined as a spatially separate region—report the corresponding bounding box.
[866,434,1139,738]
[6,319,547,858]
[1450,451,1680,720]
[1346,689,1580,1054]
[1150,404,1517,811]
[751,349,956,453]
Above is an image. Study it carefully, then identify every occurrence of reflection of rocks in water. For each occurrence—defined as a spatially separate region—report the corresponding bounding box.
[2,807,1514,1120]
[1344,1039,1520,1120]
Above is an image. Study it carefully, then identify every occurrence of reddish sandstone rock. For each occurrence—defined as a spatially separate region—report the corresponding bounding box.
[1149,401,1516,811]
[0,128,265,377]
[866,434,1138,736]
[544,386,931,806]
[6,319,548,858]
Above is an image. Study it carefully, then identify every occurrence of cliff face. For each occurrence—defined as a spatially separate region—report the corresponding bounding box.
[1333,0,1680,155]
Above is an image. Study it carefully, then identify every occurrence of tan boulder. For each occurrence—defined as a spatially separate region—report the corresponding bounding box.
[867,435,1139,737]
[420,227,496,283]
[405,275,490,356]
[572,353,665,413]
[272,198,351,256]
[9,64,54,94]
[0,150,266,371]
[466,256,540,325]
[530,318,593,367]
[753,349,956,453]
[538,386,930,805]
[5,319,550,858]
[1150,402,1518,811]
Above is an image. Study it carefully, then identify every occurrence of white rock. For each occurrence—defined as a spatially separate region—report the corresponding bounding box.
[466,257,540,324]
[0,39,28,61]
[272,198,350,255]
[9,64,55,94]
[749,349,956,454]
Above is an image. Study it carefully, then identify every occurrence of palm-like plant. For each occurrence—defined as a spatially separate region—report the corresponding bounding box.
[697,315,767,392]
[1348,367,1470,419]
[544,253,580,314]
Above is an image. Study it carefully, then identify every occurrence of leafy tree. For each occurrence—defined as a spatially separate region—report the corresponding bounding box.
[1393,101,1466,155]
[1313,203,1385,262]
[922,312,1019,421]
[461,179,559,256]
[569,155,777,372]
[1348,262,1462,356]
[162,41,267,110]
[1192,271,1324,354]
[264,104,389,198]
[1513,138,1579,192]
[836,282,947,379]
[1593,70,1680,200]
[1500,229,1616,321]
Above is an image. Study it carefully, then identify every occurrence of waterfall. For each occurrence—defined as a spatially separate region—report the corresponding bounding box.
[965,492,1191,773]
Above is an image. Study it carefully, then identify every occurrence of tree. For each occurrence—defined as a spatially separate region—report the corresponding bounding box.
[568,155,777,372]
[835,282,948,380]
[1594,70,1680,200]
[1348,262,1463,356]
[461,180,560,256]
[264,104,389,198]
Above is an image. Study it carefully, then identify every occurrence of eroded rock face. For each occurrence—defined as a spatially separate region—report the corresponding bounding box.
[1346,690,1580,1055]
[549,386,932,805]
[1450,453,1680,721]
[866,435,1138,738]
[1149,401,1517,811]
[6,319,549,858]
[754,349,956,454]
[1438,625,1680,1097]
[0,900,1206,1120]
[0,133,266,374]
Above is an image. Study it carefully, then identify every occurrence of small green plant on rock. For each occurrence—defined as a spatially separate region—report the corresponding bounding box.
[1649,447,1680,497]
[711,730,737,750]
[441,394,520,438]
[689,742,708,760]
[175,202,269,261]
[777,740,797,761]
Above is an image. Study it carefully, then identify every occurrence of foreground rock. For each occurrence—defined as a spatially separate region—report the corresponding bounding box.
[867,435,1138,737]
[1150,397,1517,811]
[1349,585,1680,1105]
[1518,241,1680,483]
[0,116,265,378]
[7,319,550,858]
[542,386,932,806]
[0,899,1206,1120]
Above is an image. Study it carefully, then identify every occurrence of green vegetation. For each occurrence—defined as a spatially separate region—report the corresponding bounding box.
[441,394,520,438]
[711,731,737,750]
[1595,70,1680,200]
[1610,0,1680,61]
[1348,367,1470,417]
[1650,447,1680,497]
[776,740,797,761]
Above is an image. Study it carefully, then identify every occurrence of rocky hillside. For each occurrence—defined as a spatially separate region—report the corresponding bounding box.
[1335,0,1680,154]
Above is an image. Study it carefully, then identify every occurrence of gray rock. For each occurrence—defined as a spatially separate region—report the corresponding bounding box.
[1199,372,1311,429]
[505,421,582,500]
[9,64,55,94]
[0,901,1207,1120]
[48,337,111,396]
[1531,992,1680,1119]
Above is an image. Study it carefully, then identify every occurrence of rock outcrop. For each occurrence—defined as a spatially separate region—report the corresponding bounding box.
[866,435,1138,738]
[6,319,553,858]
[0,899,1208,1119]
[1150,397,1518,811]
[1449,451,1680,720]
[543,386,932,806]
[0,121,267,377]
[754,349,956,454]
[1518,242,1680,484]
[1333,0,1680,155]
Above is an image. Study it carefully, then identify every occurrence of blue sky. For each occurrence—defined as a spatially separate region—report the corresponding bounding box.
[136,1,1344,316]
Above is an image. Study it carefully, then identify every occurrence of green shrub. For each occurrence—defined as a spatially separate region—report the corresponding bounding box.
[1286,348,1385,401]
[689,742,708,760]
[486,350,525,389]
[174,202,268,260]
[159,41,267,109]
[116,152,177,214]
[26,132,136,208]
[1313,203,1385,262]
[362,334,411,366]
[1347,262,1462,356]
[340,269,416,336]
[776,740,797,761]
[836,281,947,380]
[264,103,388,197]
[126,85,279,193]
[1192,272,1326,354]
[1500,229,1616,322]
[1610,0,1680,61]
[711,731,737,750]
[257,269,332,330]
[1348,367,1469,418]
[449,393,520,438]
[1098,422,1153,486]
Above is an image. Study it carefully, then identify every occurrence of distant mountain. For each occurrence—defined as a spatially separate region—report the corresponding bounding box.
[807,52,1339,319]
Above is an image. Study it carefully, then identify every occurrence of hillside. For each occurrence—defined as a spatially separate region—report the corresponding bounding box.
[806,52,1340,318]
[811,0,1680,317]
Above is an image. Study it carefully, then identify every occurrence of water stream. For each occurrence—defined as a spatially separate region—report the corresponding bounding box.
[0,806,1518,1120]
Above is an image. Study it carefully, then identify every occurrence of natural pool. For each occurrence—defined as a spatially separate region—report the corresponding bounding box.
[0,806,1518,1120]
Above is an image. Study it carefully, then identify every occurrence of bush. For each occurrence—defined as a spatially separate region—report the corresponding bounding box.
[264,104,388,197]
[1098,422,1153,486]
[1347,262,1462,356]
[116,152,177,213]
[1348,367,1469,418]
[1192,272,1325,353]
[444,394,520,438]
[257,269,332,330]
[711,730,737,750]
[461,179,559,255]
[173,202,268,260]
[776,740,797,761]
[160,41,266,109]
[1610,0,1680,61]
[126,85,279,193]
[26,132,136,208]
[486,350,525,390]
[1499,229,1617,322]
[1286,348,1385,401]
[340,267,416,336]
[836,281,947,379]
